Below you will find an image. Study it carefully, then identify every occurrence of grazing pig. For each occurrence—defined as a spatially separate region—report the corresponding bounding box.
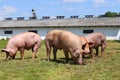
[50,35,90,62]
[1,32,41,60]
[85,32,107,58]
[45,30,85,65]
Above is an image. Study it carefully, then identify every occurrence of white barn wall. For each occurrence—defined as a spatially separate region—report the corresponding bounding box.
[0,27,120,40]
[43,27,120,40]
[117,29,120,40]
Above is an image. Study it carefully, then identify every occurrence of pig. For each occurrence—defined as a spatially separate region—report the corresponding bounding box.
[45,30,87,65]
[1,32,41,60]
[49,35,90,62]
[85,32,107,58]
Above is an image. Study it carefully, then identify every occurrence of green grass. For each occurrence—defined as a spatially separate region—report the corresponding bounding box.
[0,40,120,80]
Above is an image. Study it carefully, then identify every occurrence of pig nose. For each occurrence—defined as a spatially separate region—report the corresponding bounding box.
[85,49,90,54]
[87,49,90,53]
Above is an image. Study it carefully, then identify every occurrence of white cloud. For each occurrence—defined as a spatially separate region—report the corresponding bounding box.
[93,0,107,4]
[93,0,109,7]
[63,0,86,2]
[0,6,16,20]
[3,6,16,13]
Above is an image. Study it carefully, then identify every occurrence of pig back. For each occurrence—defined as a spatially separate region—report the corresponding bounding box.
[59,30,82,52]
[45,30,62,49]
[22,32,41,49]
[85,32,106,48]
[7,32,41,50]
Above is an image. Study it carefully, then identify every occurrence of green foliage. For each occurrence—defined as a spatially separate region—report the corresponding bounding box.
[99,11,120,17]
[104,11,118,17]
[0,40,120,80]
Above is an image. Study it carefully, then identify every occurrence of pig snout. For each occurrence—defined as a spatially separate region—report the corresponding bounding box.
[82,44,90,54]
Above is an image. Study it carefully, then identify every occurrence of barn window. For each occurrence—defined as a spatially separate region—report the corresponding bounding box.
[4,30,13,34]
[42,16,50,19]
[83,30,94,34]
[28,30,37,33]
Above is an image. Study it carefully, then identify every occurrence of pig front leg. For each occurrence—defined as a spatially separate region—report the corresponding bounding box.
[63,50,69,63]
[53,48,58,61]
[5,53,11,60]
[20,48,24,60]
[12,54,16,59]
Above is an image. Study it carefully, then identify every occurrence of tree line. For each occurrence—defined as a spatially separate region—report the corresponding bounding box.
[98,11,120,17]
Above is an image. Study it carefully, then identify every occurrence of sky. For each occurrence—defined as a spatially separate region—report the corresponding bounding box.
[0,0,120,20]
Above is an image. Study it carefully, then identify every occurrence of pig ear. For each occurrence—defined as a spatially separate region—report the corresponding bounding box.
[82,42,86,45]
[1,48,10,53]
[81,40,86,46]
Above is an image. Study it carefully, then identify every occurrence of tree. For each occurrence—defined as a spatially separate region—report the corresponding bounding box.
[98,11,119,17]
[104,11,117,17]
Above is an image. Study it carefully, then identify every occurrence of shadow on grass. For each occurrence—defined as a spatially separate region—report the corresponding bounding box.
[1,56,89,65]
[48,58,87,65]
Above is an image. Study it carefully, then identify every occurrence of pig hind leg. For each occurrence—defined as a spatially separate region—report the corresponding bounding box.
[100,40,106,57]
[100,44,106,57]
[95,48,99,56]
[90,48,95,63]
[46,41,51,61]
[32,44,40,59]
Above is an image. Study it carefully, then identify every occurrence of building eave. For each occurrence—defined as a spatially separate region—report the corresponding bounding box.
[0,18,120,28]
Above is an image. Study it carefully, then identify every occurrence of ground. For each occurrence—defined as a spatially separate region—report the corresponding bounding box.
[0,40,119,80]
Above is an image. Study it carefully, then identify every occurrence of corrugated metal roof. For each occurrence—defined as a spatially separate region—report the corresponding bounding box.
[0,18,120,28]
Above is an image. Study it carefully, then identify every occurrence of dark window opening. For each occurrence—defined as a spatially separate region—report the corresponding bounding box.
[83,30,94,34]
[42,16,50,19]
[85,15,94,18]
[28,30,37,33]
[29,17,37,20]
[56,16,65,19]
[47,31,49,33]
[5,18,12,20]
[70,16,79,18]
[17,17,25,20]
[4,30,13,34]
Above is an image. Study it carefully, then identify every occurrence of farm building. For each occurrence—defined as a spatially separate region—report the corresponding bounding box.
[0,16,120,40]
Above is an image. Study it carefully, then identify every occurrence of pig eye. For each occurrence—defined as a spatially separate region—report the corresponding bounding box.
[82,45,85,50]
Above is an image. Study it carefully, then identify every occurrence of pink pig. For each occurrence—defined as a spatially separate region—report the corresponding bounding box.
[1,32,41,60]
[85,32,107,58]
[45,30,86,65]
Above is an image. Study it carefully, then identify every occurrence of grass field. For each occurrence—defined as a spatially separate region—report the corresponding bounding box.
[0,40,119,80]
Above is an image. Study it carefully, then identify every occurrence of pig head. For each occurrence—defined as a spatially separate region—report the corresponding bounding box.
[1,47,16,60]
